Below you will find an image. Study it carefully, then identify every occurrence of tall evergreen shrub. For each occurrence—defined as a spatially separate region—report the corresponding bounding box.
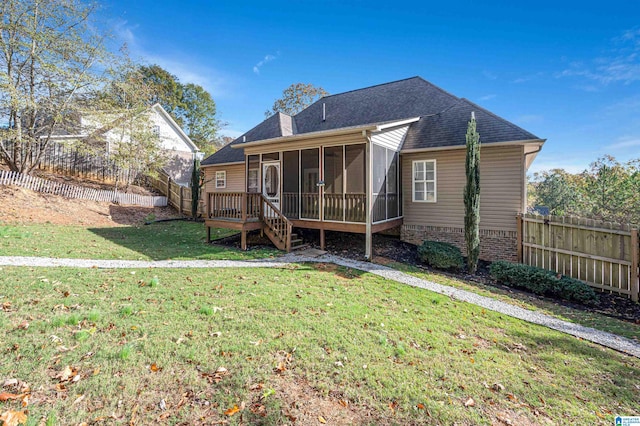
[464,112,481,273]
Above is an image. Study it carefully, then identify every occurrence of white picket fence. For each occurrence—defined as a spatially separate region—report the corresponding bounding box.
[0,170,167,208]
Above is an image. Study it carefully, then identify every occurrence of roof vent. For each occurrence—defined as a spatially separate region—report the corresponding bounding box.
[243,135,246,142]
[471,111,475,120]
[322,103,326,122]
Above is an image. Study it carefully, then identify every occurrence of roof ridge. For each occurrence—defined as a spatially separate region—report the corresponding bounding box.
[459,98,539,139]
[320,76,424,99]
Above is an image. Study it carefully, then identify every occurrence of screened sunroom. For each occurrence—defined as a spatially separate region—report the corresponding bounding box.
[205,123,410,257]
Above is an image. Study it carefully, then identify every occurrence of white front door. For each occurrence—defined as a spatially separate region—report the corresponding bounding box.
[262,161,280,209]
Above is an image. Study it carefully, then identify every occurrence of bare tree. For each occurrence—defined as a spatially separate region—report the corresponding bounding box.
[0,0,109,173]
[265,83,328,117]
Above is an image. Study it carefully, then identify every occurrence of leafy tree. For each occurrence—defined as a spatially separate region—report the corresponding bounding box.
[137,65,220,153]
[530,169,584,216]
[0,0,108,173]
[99,57,167,191]
[179,83,220,153]
[583,155,633,222]
[529,155,640,225]
[464,112,481,274]
[265,83,328,117]
[139,65,184,116]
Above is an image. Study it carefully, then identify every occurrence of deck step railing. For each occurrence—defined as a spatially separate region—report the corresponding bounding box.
[261,195,292,251]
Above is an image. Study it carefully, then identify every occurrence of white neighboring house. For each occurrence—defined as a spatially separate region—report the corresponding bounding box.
[50,103,201,185]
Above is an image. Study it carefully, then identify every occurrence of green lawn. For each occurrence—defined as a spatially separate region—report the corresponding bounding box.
[0,221,279,260]
[0,265,638,425]
[386,262,640,343]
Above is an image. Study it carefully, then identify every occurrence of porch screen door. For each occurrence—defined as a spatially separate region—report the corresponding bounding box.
[262,161,280,209]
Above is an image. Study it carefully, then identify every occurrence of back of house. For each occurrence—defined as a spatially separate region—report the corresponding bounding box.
[202,77,544,260]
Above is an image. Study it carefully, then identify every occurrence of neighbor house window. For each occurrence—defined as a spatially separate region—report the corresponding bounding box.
[215,171,226,189]
[412,160,436,202]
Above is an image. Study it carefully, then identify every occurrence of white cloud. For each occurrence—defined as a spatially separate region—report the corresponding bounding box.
[512,72,544,84]
[110,20,230,98]
[605,136,640,150]
[482,70,497,80]
[253,54,278,75]
[479,94,496,101]
[558,29,640,86]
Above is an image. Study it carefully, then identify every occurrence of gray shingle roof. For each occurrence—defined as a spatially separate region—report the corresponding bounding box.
[202,112,289,165]
[202,76,541,166]
[403,98,539,150]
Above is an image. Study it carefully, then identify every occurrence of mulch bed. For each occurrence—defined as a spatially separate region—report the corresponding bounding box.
[215,229,640,326]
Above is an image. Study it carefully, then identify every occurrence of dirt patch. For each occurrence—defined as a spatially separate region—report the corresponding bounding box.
[0,185,179,226]
[270,374,375,425]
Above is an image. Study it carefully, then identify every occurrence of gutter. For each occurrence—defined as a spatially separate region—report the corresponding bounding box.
[232,124,379,149]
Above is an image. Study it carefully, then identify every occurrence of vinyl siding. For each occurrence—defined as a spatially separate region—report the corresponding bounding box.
[371,125,409,151]
[402,145,524,231]
[203,164,245,193]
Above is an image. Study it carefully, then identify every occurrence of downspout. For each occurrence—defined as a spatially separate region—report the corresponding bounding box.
[522,144,543,212]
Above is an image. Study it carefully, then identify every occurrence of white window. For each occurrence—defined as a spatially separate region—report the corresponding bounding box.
[215,171,226,189]
[412,160,436,202]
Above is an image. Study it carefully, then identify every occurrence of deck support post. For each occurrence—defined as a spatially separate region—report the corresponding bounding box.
[241,230,247,251]
[364,133,372,261]
[631,228,639,302]
[320,228,325,250]
[206,226,211,243]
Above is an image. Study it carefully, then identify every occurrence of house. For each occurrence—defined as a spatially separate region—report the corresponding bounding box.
[49,103,200,185]
[201,77,545,261]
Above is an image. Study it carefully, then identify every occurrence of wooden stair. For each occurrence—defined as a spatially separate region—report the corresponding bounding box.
[260,197,296,252]
[289,232,308,251]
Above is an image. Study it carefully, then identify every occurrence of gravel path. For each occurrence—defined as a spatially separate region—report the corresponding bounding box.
[1,254,638,358]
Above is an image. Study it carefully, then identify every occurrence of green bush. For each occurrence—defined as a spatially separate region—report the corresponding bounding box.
[417,241,464,271]
[489,261,598,305]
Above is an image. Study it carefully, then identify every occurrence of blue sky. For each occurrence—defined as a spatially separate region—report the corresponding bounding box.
[100,0,640,174]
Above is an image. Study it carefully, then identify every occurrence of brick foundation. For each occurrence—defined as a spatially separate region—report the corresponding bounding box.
[401,224,517,262]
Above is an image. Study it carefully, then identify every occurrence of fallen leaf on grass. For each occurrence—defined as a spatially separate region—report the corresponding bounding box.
[318,415,327,423]
[416,403,425,409]
[0,393,23,402]
[17,321,28,330]
[224,405,240,416]
[464,397,475,407]
[72,394,86,405]
[0,410,27,426]
[249,383,264,391]
[150,363,161,372]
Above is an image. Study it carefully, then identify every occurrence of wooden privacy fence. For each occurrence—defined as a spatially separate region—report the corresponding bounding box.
[0,170,167,208]
[518,213,639,301]
[149,170,204,217]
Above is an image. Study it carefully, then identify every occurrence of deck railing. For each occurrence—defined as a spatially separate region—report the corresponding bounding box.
[261,196,292,251]
[208,192,261,220]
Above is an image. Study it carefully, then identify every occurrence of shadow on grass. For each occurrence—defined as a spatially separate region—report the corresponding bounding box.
[507,328,640,411]
[88,220,278,261]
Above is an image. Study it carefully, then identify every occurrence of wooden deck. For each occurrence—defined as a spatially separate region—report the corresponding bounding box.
[205,192,403,253]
